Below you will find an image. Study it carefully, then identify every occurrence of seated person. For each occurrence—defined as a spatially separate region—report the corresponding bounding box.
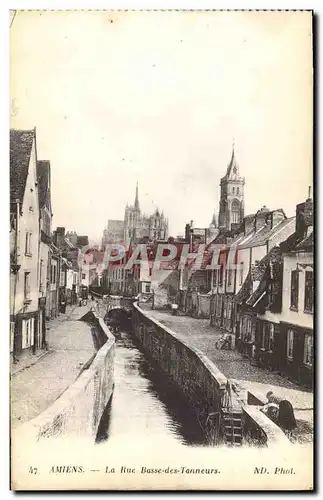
[261,391,297,436]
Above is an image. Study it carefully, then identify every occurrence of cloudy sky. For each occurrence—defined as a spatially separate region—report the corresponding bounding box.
[10,10,313,241]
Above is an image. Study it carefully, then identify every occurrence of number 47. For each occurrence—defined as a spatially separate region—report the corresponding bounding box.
[29,466,38,474]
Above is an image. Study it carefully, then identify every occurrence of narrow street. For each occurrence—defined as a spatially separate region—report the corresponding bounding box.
[10,304,95,427]
[140,305,314,441]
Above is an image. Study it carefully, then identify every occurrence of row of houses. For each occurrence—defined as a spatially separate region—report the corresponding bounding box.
[157,197,313,388]
[10,128,91,361]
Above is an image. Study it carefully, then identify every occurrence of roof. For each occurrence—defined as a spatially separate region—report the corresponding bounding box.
[235,245,282,305]
[77,235,89,247]
[239,217,295,249]
[36,160,50,209]
[246,247,283,306]
[107,220,124,231]
[295,231,313,252]
[10,129,35,209]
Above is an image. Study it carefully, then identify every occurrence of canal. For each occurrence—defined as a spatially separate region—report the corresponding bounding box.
[96,329,207,448]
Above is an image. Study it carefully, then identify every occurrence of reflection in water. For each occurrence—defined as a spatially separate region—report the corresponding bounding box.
[96,331,206,447]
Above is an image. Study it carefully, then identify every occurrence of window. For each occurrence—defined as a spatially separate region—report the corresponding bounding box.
[268,323,274,351]
[73,273,77,285]
[227,269,232,286]
[10,321,15,353]
[216,295,222,317]
[22,318,34,349]
[290,270,299,309]
[50,263,57,284]
[237,187,239,195]
[25,232,32,255]
[82,273,86,280]
[24,272,31,300]
[262,323,275,351]
[145,284,151,293]
[239,262,244,285]
[232,187,235,194]
[231,199,240,224]
[227,300,232,319]
[60,270,65,287]
[260,323,266,349]
[304,271,313,313]
[219,264,224,286]
[39,259,43,291]
[287,329,294,360]
[303,334,313,366]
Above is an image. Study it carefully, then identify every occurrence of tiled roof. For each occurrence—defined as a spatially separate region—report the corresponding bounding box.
[235,245,282,305]
[239,217,295,249]
[247,247,283,307]
[235,271,252,305]
[280,229,313,253]
[37,160,50,209]
[10,129,35,210]
[295,232,313,252]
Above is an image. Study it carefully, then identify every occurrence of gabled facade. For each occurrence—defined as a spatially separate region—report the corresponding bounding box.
[277,198,313,387]
[37,160,52,347]
[232,197,313,388]
[10,129,40,358]
[209,207,295,340]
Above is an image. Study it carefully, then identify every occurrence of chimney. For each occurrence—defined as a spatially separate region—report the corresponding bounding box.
[55,227,65,248]
[304,197,313,229]
[295,202,306,239]
[271,209,285,229]
[244,215,255,235]
[255,206,270,231]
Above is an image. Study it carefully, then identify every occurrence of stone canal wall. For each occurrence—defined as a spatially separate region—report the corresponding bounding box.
[133,303,290,447]
[133,302,229,436]
[14,315,115,442]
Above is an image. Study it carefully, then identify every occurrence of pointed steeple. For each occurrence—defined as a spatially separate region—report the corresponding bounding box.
[134,181,140,210]
[225,139,239,178]
[211,211,217,227]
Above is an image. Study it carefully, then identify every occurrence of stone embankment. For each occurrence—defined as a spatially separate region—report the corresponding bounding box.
[133,302,291,447]
[12,310,115,442]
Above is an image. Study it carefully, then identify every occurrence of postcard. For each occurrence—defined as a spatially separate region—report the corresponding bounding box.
[10,9,314,491]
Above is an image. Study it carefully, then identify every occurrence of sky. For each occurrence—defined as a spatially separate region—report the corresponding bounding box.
[10,10,313,242]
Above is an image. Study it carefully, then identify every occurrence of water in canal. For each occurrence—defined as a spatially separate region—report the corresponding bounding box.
[96,330,207,448]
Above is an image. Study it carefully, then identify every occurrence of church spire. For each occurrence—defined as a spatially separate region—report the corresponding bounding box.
[134,181,140,210]
[225,139,239,178]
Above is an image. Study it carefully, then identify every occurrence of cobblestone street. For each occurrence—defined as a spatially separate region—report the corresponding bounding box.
[141,306,313,414]
[11,304,95,428]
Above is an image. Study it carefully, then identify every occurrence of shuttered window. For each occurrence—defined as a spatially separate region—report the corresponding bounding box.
[304,271,313,313]
[303,334,313,366]
[290,270,299,309]
[287,329,294,360]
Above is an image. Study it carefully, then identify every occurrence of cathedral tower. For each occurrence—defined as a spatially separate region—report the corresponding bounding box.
[218,144,245,230]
